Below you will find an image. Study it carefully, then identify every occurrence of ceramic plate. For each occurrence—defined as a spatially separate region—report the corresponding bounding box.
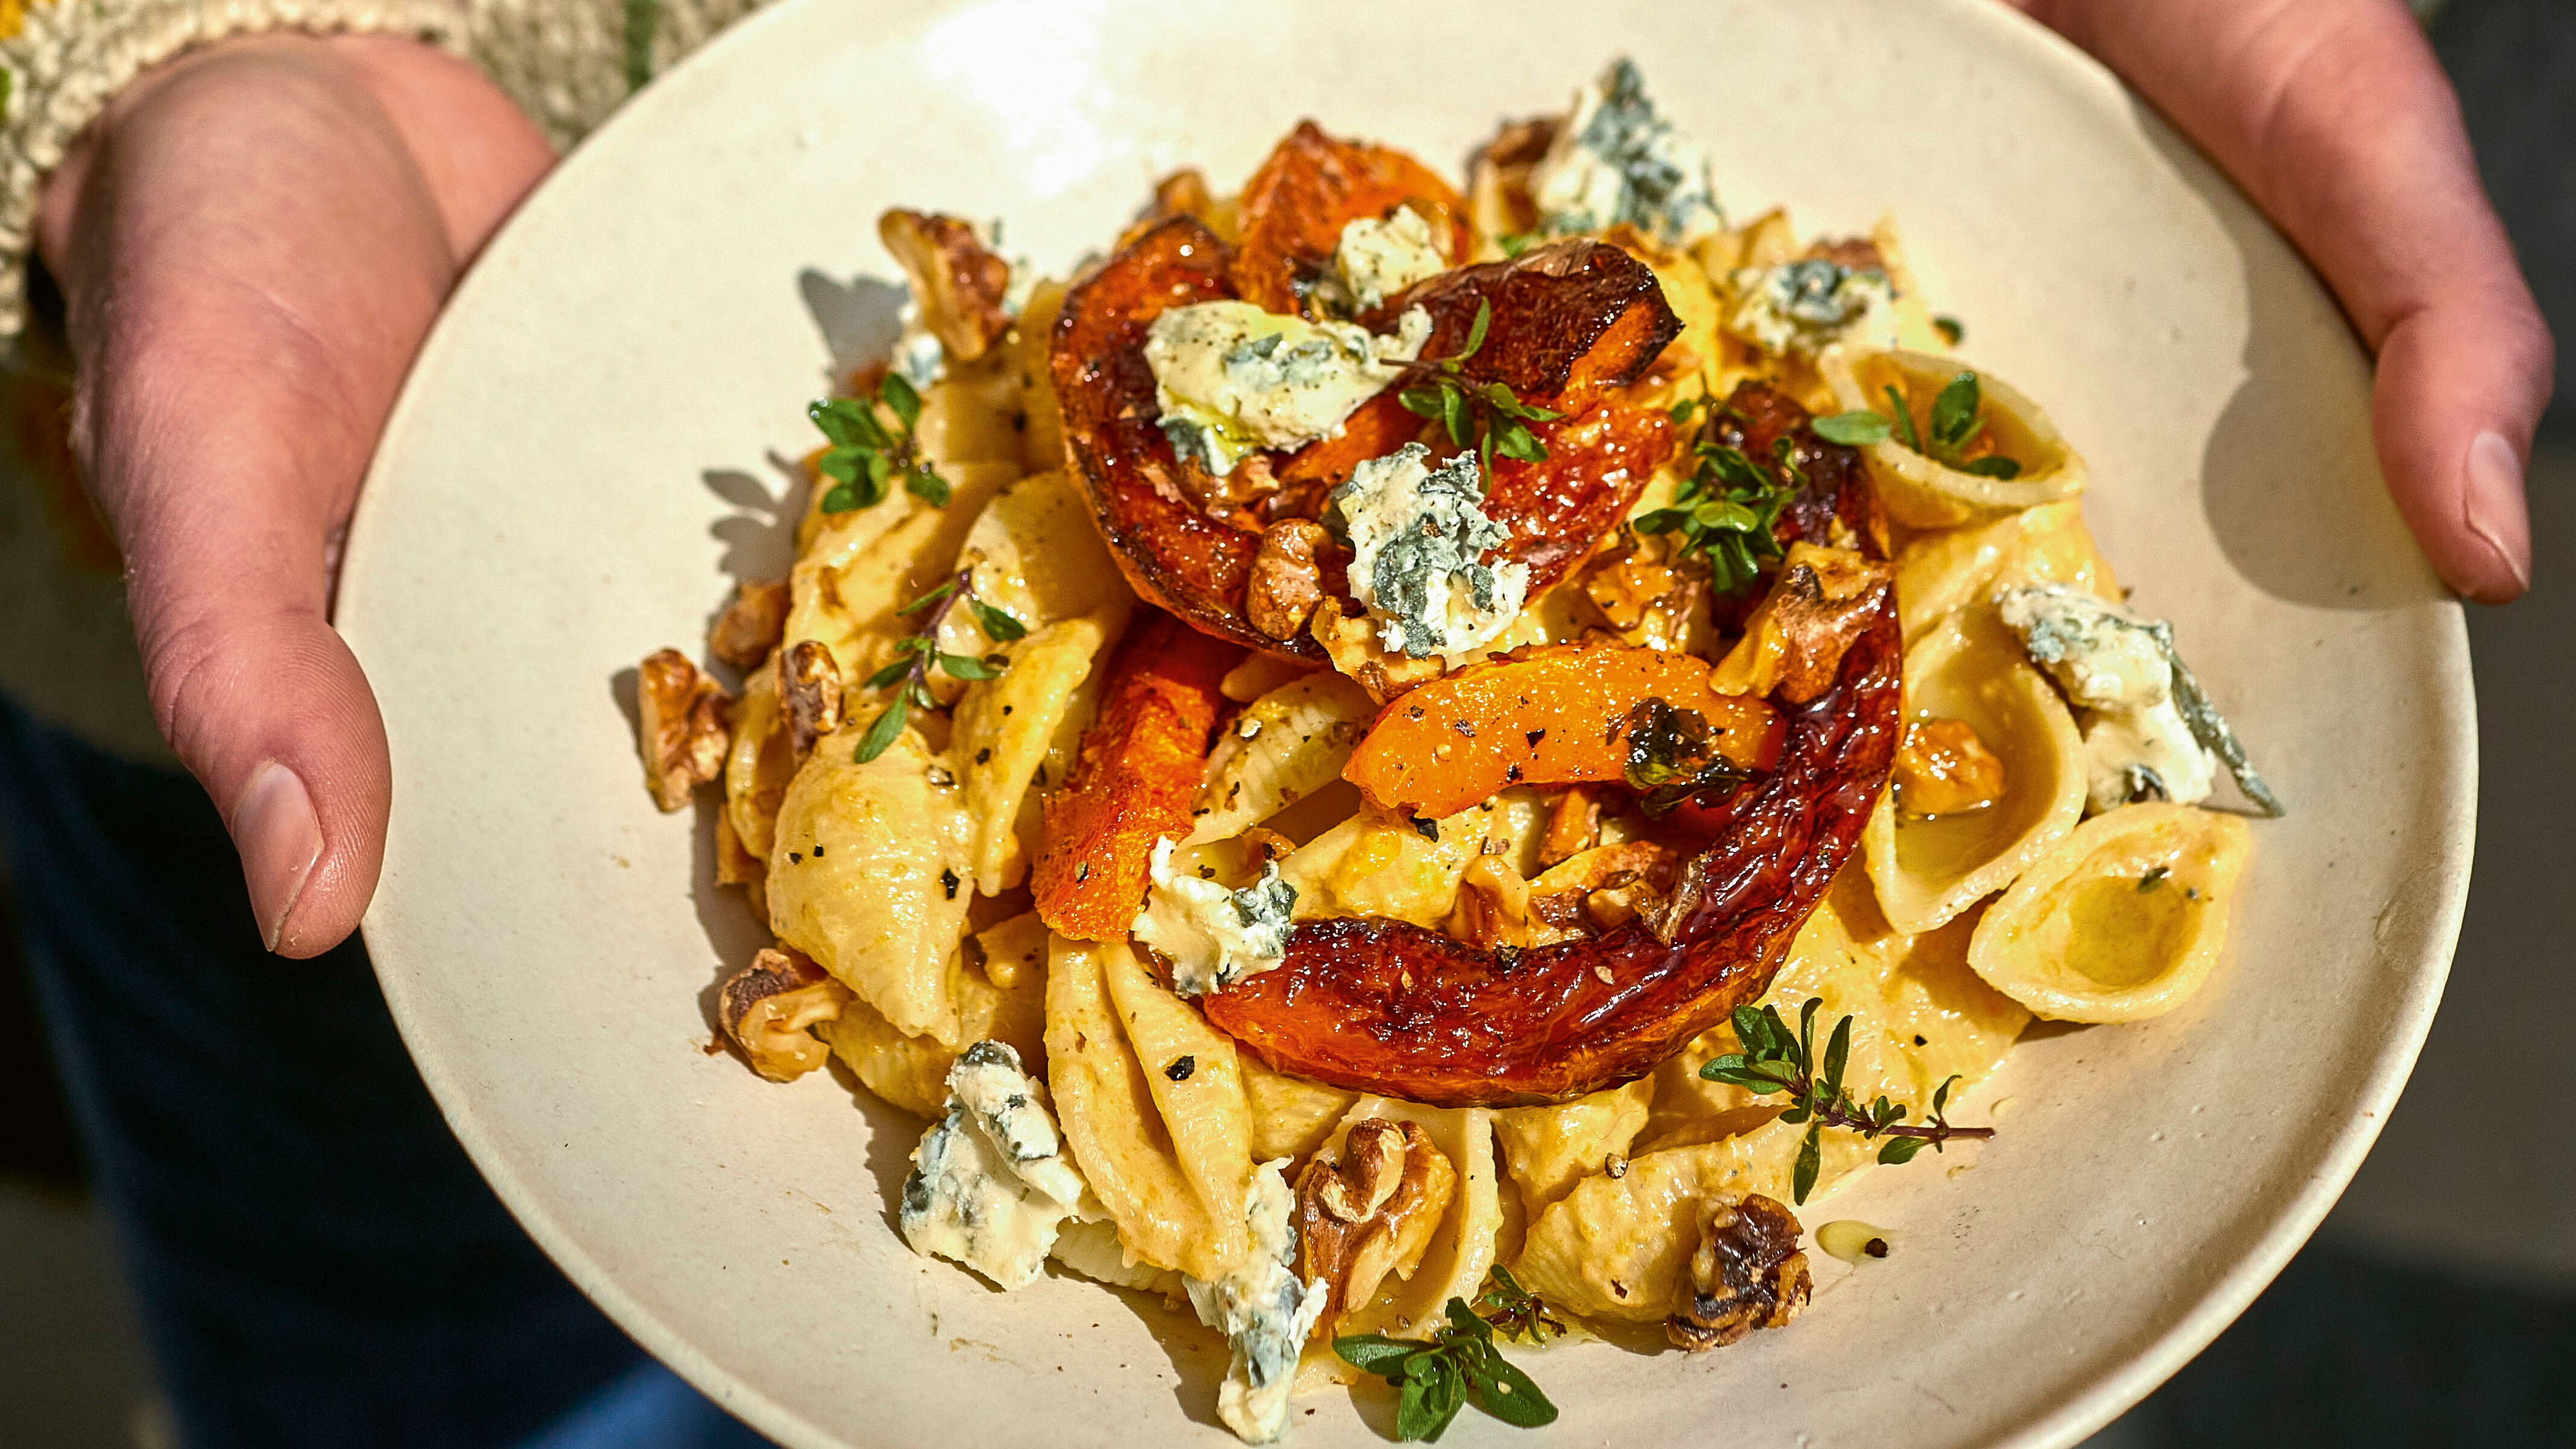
[338,1,2475,1444]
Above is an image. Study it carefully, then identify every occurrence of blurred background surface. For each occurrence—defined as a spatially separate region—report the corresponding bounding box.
[2,0,2571,1444]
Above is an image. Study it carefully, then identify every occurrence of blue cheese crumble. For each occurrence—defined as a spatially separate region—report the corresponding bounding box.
[1184,1161,1327,1444]
[898,1041,1096,1289]
[1725,258,1899,358]
[1133,838,1298,996]
[1144,301,1432,475]
[1996,585,2281,816]
[1528,58,1725,246]
[1331,444,1531,660]
[1331,207,1448,312]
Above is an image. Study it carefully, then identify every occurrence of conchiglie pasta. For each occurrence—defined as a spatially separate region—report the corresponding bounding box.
[1822,349,2086,529]
[785,461,1016,689]
[954,613,1118,896]
[812,949,1043,1118]
[1241,1059,1358,1167]
[1328,1099,1502,1342]
[1186,673,1376,846]
[1043,935,1255,1282]
[766,731,976,1042]
[941,470,1134,650]
[1865,606,2087,934]
[1513,1117,1850,1322]
[1492,1080,1653,1221]
[1895,499,2119,644]
[724,659,794,861]
[1968,802,2252,1022]
[1643,865,2027,1153]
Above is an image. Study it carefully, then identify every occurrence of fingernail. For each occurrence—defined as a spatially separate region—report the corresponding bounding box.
[2462,431,2533,598]
[233,761,321,952]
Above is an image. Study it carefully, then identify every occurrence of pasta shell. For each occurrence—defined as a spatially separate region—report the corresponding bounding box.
[1822,349,2086,529]
[765,731,977,1042]
[1185,673,1376,847]
[1894,499,2120,644]
[1966,802,2253,1022]
[1493,1080,1653,1221]
[1863,607,2087,934]
[953,613,1118,896]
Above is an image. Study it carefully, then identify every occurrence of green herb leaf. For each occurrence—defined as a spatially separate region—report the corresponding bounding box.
[1463,1352,1559,1428]
[1934,314,1966,347]
[1792,1120,1823,1205]
[1462,299,1493,360]
[1492,419,1548,463]
[905,465,952,506]
[1399,386,1447,421]
[1878,1135,1931,1165]
[1929,371,1982,453]
[879,370,923,429]
[937,652,1001,681]
[819,484,860,514]
[1822,1014,1852,1100]
[1333,1335,1417,1377]
[1884,384,1924,454]
[1498,231,1537,259]
[1441,384,1473,451]
[968,598,1029,642]
[1813,410,1894,447]
[1957,454,2023,480]
[861,658,914,691]
[1397,1351,1466,1442]
[854,702,907,763]
[897,579,958,615]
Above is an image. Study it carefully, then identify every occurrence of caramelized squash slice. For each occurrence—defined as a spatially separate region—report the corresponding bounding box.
[1032,610,1243,940]
[1202,586,1902,1106]
[1343,641,1780,820]
[1232,121,1470,316]
[1050,219,1684,659]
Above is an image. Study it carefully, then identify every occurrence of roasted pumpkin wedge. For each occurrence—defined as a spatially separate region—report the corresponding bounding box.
[1231,121,1470,316]
[1052,219,1684,660]
[1032,610,1244,941]
[1202,586,1902,1107]
[1343,641,1780,820]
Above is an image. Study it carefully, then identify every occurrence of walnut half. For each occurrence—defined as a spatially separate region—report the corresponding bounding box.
[1247,518,1329,641]
[637,648,732,812]
[709,578,791,671]
[780,640,843,762]
[1709,544,1893,705]
[1295,1118,1458,1335]
[877,210,1014,365]
[717,947,854,1083]
[1666,1192,1811,1351]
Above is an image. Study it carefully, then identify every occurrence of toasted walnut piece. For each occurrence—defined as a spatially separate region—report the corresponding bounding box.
[1447,855,1551,950]
[1537,787,1602,868]
[1710,544,1895,705]
[1296,1119,1458,1334]
[709,579,791,671]
[718,947,854,1082]
[878,210,1014,364]
[714,808,765,890]
[1893,715,2009,818]
[1805,235,1889,273]
[1667,1192,1811,1351]
[1248,518,1330,641]
[1310,596,1446,704]
[1581,543,1710,655]
[638,648,733,812]
[1467,117,1557,244]
[780,641,843,762]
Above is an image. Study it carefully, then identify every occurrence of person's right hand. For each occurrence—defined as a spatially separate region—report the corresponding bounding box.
[37,34,553,955]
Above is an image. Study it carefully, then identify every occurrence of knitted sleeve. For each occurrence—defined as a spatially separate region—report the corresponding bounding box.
[0,0,778,342]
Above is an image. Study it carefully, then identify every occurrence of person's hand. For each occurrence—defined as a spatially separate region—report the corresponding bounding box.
[2017,0,2552,602]
[36,35,553,955]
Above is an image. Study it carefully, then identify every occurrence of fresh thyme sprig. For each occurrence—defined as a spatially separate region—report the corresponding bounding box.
[1475,1266,1567,1345]
[1397,299,1562,474]
[1631,431,1800,596]
[1814,370,2022,479]
[809,371,952,514]
[1701,998,1997,1205]
[851,570,1028,762]
[1337,1297,1559,1441]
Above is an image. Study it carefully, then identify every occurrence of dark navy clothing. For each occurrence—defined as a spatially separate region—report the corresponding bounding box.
[0,696,770,1449]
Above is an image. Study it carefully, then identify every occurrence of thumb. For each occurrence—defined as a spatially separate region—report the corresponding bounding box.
[105,370,397,957]
[2024,0,2553,601]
